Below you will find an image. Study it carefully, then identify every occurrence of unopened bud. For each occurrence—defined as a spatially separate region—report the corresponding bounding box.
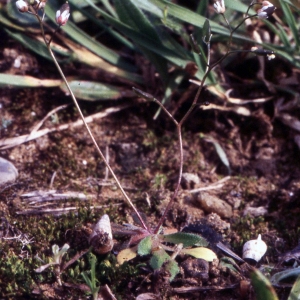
[213,0,226,14]
[256,1,276,19]
[56,3,70,26]
[16,0,29,12]
[267,53,276,60]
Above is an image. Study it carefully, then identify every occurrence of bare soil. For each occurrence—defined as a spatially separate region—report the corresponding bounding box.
[0,28,300,300]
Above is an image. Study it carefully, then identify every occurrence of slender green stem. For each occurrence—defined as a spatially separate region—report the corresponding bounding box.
[221,13,232,31]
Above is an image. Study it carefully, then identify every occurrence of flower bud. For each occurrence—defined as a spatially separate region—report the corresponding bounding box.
[16,0,29,12]
[251,47,275,56]
[267,53,276,60]
[213,0,226,14]
[56,3,70,26]
[33,0,47,10]
[257,1,276,19]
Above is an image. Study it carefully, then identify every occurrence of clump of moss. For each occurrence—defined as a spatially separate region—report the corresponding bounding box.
[231,215,268,250]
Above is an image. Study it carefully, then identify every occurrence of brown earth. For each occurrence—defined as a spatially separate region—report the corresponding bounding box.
[0,23,300,300]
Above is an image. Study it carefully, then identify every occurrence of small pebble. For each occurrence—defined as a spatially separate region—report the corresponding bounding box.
[194,192,233,218]
[0,157,18,185]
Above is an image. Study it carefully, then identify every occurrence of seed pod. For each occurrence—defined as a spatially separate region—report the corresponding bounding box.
[89,214,113,255]
[242,234,267,263]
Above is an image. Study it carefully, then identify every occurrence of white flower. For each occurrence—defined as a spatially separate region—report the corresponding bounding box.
[250,47,275,59]
[267,53,275,60]
[257,1,276,19]
[55,3,70,26]
[16,0,28,12]
[213,0,225,14]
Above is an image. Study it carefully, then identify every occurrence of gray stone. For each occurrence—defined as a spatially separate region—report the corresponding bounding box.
[181,173,200,189]
[195,192,233,218]
[243,206,268,217]
[0,157,18,185]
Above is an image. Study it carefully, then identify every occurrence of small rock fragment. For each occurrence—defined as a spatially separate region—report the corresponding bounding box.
[181,173,200,189]
[194,192,233,218]
[0,157,18,185]
[206,213,231,232]
[181,257,209,283]
[243,206,268,217]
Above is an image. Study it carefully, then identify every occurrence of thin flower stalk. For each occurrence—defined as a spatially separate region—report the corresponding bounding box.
[17,1,149,232]
[151,0,277,233]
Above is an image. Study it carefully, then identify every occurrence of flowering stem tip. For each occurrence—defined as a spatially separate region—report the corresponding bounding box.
[257,1,276,19]
[16,0,28,12]
[56,2,70,26]
[213,0,226,14]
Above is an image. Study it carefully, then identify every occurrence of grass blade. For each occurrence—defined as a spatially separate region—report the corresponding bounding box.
[0,74,61,88]
[251,268,279,300]
[45,3,137,72]
[280,0,300,50]
[60,80,135,101]
[288,274,300,300]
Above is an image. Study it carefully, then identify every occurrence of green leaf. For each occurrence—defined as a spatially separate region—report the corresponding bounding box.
[138,236,153,256]
[0,74,62,88]
[81,271,93,289]
[112,0,183,82]
[44,3,137,72]
[203,135,231,174]
[117,246,138,265]
[189,34,201,55]
[89,253,97,290]
[153,70,185,119]
[203,19,211,44]
[115,0,159,41]
[196,0,208,15]
[274,23,291,49]
[4,29,62,62]
[162,232,209,248]
[83,0,208,82]
[264,20,290,49]
[69,1,134,50]
[81,253,100,296]
[165,260,180,281]
[280,0,300,50]
[60,80,135,101]
[181,247,217,262]
[288,274,300,300]
[149,248,170,269]
[271,267,300,285]
[251,268,279,300]
[144,0,254,42]
[219,257,240,274]
[113,0,176,83]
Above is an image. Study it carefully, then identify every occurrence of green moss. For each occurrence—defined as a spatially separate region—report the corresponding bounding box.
[231,215,268,249]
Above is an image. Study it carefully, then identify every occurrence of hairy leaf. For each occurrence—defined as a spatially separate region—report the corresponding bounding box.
[251,268,279,300]
[163,232,208,247]
[138,236,153,256]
